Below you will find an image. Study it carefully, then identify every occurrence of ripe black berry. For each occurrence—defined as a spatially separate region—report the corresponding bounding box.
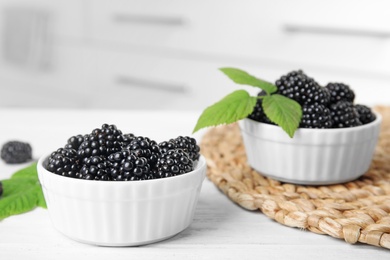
[325,83,355,104]
[329,101,362,128]
[125,136,161,167]
[355,104,376,125]
[109,150,152,181]
[1,141,32,164]
[65,134,84,150]
[159,136,200,161]
[275,70,330,106]
[155,149,193,178]
[300,103,333,128]
[248,91,274,125]
[47,148,80,178]
[77,124,123,159]
[79,156,111,180]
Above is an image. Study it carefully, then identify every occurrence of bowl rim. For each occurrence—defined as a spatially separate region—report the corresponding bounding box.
[242,111,382,134]
[37,153,206,186]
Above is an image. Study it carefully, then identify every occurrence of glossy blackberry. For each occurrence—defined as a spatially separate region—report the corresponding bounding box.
[0,181,2,197]
[329,101,362,128]
[122,133,136,147]
[65,134,84,150]
[355,104,376,124]
[155,149,193,178]
[325,83,355,104]
[126,136,161,167]
[108,150,152,181]
[275,70,330,106]
[247,91,274,125]
[1,141,32,164]
[159,136,200,161]
[79,156,111,180]
[300,104,333,129]
[46,148,80,178]
[77,124,123,159]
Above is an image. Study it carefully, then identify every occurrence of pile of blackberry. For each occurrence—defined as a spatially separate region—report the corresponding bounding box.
[45,124,200,181]
[248,70,376,129]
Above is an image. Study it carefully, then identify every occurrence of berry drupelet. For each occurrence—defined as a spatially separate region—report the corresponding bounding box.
[355,104,376,125]
[300,103,333,129]
[275,70,330,106]
[325,83,355,104]
[329,101,362,128]
[1,141,32,164]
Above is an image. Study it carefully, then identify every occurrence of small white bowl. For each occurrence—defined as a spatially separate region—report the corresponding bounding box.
[37,154,206,246]
[239,113,382,185]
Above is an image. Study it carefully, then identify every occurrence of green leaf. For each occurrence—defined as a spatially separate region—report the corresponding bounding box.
[0,163,47,220]
[220,67,277,95]
[11,162,38,180]
[193,90,257,133]
[262,94,302,138]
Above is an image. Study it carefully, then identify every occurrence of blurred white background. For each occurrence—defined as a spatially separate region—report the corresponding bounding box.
[0,0,389,110]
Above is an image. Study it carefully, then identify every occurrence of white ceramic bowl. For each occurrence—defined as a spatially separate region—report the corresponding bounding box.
[239,113,382,185]
[37,154,206,246]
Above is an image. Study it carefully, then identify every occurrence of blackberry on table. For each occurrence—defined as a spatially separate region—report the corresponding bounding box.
[247,91,274,125]
[46,148,80,178]
[159,136,200,161]
[355,104,376,125]
[300,103,333,129]
[155,149,193,178]
[1,141,32,164]
[79,156,111,180]
[325,83,355,104]
[329,101,362,128]
[275,70,330,106]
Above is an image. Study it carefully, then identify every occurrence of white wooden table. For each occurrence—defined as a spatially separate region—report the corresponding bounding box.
[0,109,389,259]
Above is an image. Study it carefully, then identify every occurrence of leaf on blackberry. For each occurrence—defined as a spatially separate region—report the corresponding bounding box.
[262,94,302,138]
[193,90,257,133]
[219,67,277,95]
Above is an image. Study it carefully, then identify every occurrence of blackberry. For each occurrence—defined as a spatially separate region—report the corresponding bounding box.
[79,156,111,180]
[325,83,355,104]
[65,134,84,150]
[159,136,200,161]
[300,104,333,129]
[355,104,376,124]
[155,149,193,178]
[46,148,80,178]
[275,70,330,106]
[126,136,161,167]
[329,101,362,128]
[248,91,274,125]
[77,124,123,159]
[122,133,136,147]
[108,150,152,181]
[0,181,2,197]
[1,141,32,164]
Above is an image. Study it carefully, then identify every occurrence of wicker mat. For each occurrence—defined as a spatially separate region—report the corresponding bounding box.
[200,106,390,249]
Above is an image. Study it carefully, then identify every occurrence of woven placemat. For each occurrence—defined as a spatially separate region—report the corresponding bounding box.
[200,106,390,249]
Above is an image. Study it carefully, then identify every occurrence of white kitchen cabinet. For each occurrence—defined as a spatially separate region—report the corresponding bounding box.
[0,0,389,109]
